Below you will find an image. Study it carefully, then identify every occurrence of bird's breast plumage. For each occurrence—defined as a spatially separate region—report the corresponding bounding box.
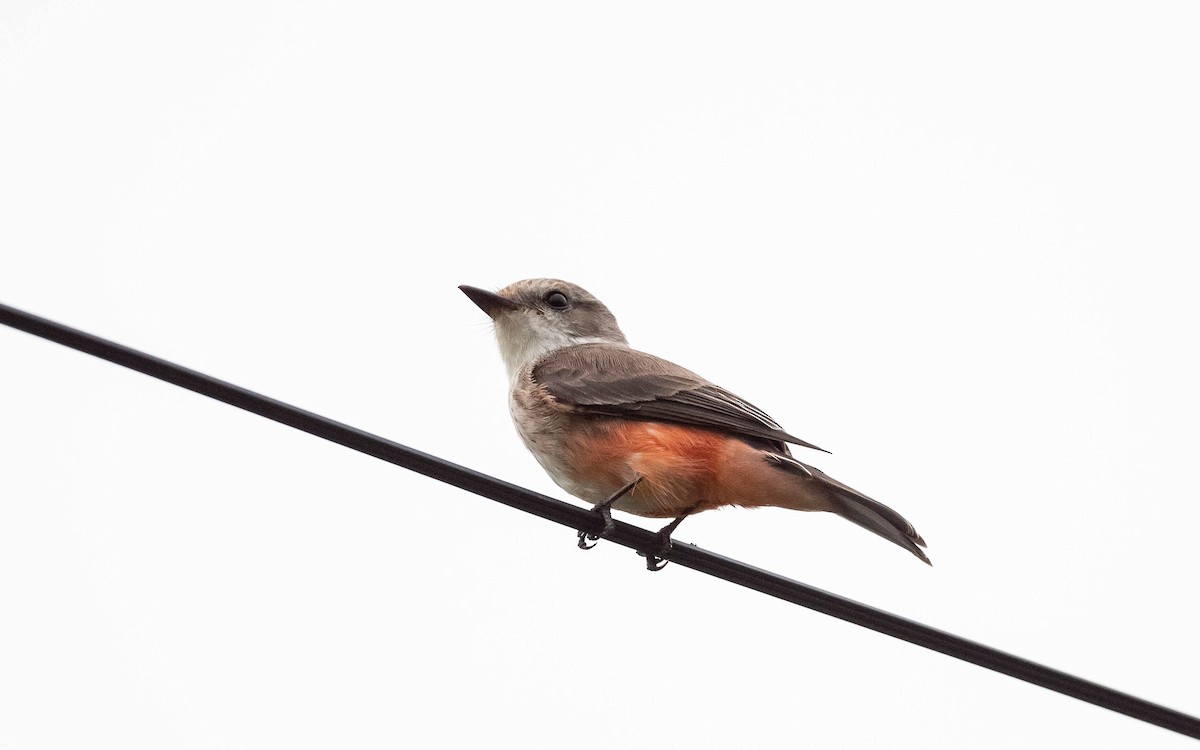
[509,362,739,517]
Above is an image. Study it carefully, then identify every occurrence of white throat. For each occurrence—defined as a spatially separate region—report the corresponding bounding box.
[494,313,625,381]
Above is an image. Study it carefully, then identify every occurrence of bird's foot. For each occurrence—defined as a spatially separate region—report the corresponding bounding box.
[638,549,670,571]
[637,514,688,571]
[576,503,615,550]
[576,476,642,551]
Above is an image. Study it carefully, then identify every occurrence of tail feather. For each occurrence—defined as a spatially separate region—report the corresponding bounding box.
[765,453,931,565]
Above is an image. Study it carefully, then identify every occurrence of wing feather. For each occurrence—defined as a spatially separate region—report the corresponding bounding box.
[532,344,828,453]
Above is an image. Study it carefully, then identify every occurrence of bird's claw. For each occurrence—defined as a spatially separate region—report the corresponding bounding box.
[634,511,691,571]
[576,504,616,551]
[576,478,640,552]
[639,551,670,571]
[637,533,673,571]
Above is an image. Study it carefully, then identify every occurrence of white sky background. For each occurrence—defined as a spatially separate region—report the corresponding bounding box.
[2,2,1198,748]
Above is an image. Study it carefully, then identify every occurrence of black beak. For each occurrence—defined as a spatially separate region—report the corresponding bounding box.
[459,285,519,318]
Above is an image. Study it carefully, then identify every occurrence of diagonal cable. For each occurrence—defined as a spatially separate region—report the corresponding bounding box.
[2,300,1197,740]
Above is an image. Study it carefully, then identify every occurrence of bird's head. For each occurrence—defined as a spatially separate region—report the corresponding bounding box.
[460,278,628,377]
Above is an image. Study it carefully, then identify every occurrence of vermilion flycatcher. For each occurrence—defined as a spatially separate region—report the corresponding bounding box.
[461,279,929,570]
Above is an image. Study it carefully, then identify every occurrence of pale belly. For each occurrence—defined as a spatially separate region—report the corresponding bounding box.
[508,400,614,504]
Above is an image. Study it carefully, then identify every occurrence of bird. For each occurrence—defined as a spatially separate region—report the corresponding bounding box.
[460,279,929,570]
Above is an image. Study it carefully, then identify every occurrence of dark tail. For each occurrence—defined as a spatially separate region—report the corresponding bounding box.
[765,453,931,565]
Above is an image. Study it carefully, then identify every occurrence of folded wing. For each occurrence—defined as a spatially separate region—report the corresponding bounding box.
[532,344,828,454]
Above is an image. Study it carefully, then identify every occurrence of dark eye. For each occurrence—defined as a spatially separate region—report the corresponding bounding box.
[545,291,569,309]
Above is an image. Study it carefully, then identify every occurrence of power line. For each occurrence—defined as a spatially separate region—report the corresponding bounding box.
[2,299,1198,741]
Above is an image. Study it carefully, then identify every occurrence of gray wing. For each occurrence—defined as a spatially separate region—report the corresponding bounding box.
[532,344,828,454]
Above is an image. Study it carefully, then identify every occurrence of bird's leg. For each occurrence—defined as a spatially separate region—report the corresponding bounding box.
[576,476,643,550]
[639,507,696,571]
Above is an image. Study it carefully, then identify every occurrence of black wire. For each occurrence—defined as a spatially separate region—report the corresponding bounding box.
[2,300,1198,741]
